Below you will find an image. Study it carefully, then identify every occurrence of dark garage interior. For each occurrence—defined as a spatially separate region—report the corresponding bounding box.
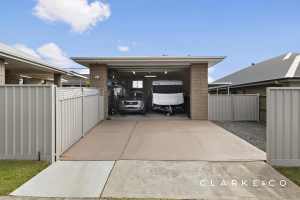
[108,67,191,117]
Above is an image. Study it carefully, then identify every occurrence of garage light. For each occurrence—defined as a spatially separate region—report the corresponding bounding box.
[132,71,136,75]
[19,74,32,79]
[144,75,157,78]
[164,70,168,74]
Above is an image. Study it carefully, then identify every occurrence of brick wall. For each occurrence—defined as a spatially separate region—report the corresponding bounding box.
[190,64,208,119]
[90,64,108,117]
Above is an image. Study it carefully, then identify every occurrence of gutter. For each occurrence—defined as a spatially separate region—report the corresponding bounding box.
[209,77,300,91]
[0,51,72,76]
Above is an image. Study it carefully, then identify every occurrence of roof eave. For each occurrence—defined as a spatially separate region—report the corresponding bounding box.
[71,56,226,68]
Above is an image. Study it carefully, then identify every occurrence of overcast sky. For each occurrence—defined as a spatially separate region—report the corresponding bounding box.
[1,0,300,81]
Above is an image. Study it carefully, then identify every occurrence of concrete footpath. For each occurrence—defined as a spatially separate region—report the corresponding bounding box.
[102,160,300,200]
[11,161,114,198]
[9,160,300,200]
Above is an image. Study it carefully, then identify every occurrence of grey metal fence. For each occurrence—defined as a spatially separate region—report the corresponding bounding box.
[0,85,104,162]
[83,88,102,135]
[0,85,55,162]
[55,88,83,157]
[208,94,259,121]
[267,87,300,166]
[56,87,103,157]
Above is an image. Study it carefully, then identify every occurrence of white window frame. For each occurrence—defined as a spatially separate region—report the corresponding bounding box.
[132,80,143,88]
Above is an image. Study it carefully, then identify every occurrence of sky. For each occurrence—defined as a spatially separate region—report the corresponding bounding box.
[1,0,300,82]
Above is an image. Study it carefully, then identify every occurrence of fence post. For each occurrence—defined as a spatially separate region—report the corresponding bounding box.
[257,93,260,122]
[51,85,56,163]
[81,87,84,137]
[231,95,235,120]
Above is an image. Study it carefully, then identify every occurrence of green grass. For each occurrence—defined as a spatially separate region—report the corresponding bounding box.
[0,160,49,196]
[275,167,300,186]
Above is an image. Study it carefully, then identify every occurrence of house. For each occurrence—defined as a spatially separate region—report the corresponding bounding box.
[62,72,89,87]
[0,43,87,86]
[72,56,225,119]
[209,53,300,121]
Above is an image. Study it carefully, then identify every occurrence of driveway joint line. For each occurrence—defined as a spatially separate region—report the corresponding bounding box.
[99,160,117,199]
[119,120,139,159]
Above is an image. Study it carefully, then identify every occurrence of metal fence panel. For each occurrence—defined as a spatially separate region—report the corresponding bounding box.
[55,87,103,157]
[0,86,104,162]
[233,95,259,121]
[83,88,100,135]
[0,85,54,161]
[267,88,300,166]
[208,94,259,121]
[208,95,232,121]
[55,88,83,157]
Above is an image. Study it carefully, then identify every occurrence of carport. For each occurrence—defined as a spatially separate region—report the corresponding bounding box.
[72,56,225,119]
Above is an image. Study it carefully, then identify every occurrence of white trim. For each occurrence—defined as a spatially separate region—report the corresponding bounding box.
[285,55,300,77]
[283,52,292,60]
[72,56,226,68]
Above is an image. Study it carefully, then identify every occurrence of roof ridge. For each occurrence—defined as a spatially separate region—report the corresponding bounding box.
[285,55,300,78]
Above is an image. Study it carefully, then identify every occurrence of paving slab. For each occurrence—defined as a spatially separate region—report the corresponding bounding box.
[122,120,266,161]
[102,160,300,200]
[11,161,114,198]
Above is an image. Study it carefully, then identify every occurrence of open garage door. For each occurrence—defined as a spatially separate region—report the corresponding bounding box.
[107,66,190,119]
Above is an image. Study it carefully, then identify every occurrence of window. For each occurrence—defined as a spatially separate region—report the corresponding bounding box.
[132,80,143,88]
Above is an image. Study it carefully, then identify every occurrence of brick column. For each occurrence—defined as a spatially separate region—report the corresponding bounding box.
[190,63,208,120]
[90,64,108,117]
[54,73,62,87]
[0,59,5,85]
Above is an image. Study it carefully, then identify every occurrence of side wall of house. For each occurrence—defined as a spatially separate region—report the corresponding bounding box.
[190,64,208,120]
[90,64,108,118]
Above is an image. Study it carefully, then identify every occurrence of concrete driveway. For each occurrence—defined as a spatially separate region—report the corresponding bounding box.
[12,120,300,199]
[61,119,266,161]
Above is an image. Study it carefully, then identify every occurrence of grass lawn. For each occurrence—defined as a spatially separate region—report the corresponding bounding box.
[275,167,300,186]
[0,160,49,196]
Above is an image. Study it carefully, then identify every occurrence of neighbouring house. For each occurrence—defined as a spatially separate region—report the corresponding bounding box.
[62,72,89,87]
[209,52,300,121]
[72,56,225,119]
[0,43,87,86]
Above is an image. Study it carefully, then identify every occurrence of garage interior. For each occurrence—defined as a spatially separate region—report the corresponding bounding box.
[108,66,190,118]
[72,56,226,120]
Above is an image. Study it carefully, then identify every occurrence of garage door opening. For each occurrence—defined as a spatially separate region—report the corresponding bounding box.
[72,56,225,120]
[108,67,191,119]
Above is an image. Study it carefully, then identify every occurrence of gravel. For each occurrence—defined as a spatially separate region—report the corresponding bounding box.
[213,121,266,152]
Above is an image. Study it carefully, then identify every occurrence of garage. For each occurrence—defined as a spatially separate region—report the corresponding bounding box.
[72,56,225,120]
[108,67,190,118]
